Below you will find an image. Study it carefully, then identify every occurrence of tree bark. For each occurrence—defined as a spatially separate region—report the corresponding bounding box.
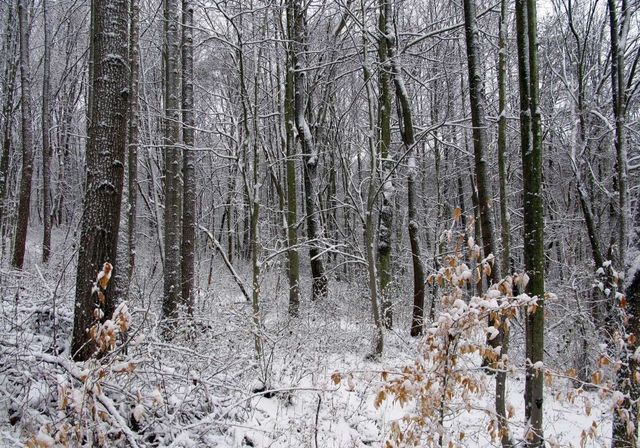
[495,2,512,447]
[289,0,328,301]
[12,0,34,270]
[71,0,129,361]
[284,5,301,315]
[377,0,394,329]
[162,0,182,323]
[0,1,17,241]
[126,0,140,287]
[462,0,501,285]
[381,10,425,337]
[181,0,195,314]
[608,0,629,270]
[609,1,638,446]
[516,0,545,444]
[41,0,52,263]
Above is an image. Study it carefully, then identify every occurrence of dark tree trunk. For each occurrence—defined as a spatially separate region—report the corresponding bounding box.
[516,0,546,444]
[284,3,300,315]
[126,0,140,286]
[289,0,328,301]
[181,0,195,314]
[12,0,34,270]
[42,0,52,263]
[162,0,182,322]
[0,1,17,241]
[377,0,394,329]
[71,0,129,361]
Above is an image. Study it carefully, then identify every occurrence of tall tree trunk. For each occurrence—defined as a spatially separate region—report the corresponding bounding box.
[289,0,328,301]
[126,0,140,286]
[463,0,509,445]
[608,0,629,269]
[381,8,425,337]
[516,0,545,444]
[12,0,34,270]
[284,4,300,315]
[613,195,640,447]
[181,0,195,314]
[362,31,384,356]
[0,1,17,241]
[497,0,510,278]
[71,0,129,361]
[495,1,512,446]
[162,0,182,323]
[609,0,638,445]
[41,0,52,263]
[377,0,394,329]
[462,0,501,285]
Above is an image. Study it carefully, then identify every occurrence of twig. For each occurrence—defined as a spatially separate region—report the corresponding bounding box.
[199,225,251,301]
[29,352,140,448]
[314,393,322,448]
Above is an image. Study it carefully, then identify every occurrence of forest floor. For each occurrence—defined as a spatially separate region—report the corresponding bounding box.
[0,234,617,447]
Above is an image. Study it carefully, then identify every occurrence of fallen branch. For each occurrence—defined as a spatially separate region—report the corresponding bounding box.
[30,352,141,448]
[199,225,251,302]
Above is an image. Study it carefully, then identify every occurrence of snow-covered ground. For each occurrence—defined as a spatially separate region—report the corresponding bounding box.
[0,236,619,447]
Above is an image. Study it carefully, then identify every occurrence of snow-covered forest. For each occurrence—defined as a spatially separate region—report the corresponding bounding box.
[1,0,639,446]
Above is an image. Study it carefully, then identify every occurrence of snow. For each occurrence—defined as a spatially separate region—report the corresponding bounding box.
[0,232,629,448]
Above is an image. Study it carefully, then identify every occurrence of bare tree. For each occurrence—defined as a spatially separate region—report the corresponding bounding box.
[162,0,182,323]
[181,0,196,314]
[289,0,328,301]
[126,0,140,285]
[71,0,129,361]
[41,0,52,263]
[516,0,546,444]
[12,0,34,270]
[0,0,17,242]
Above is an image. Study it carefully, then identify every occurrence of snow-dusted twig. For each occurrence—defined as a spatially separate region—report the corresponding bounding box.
[29,351,140,448]
[199,225,251,302]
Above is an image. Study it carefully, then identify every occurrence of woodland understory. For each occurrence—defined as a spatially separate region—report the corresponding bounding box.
[0,0,639,447]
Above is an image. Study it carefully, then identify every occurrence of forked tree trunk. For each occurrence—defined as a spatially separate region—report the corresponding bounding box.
[289,0,328,301]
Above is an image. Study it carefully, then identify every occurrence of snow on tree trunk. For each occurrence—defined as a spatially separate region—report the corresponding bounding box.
[162,0,183,324]
[12,0,34,270]
[71,0,129,361]
[181,0,196,315]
